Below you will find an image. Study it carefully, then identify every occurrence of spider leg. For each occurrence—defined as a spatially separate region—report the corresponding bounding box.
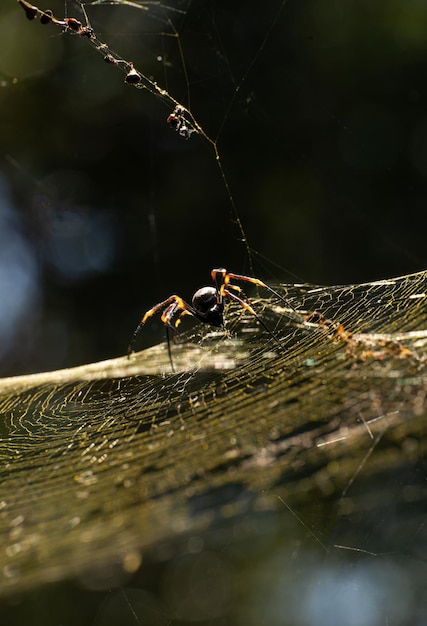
[161,303,192,373]
[163,307,197,372]
[226,290,282,348]
[211,268,227,297]
[127,295,192,357]
[224,271,297,312]
[223,288,283,349]
[162,306,194,333]
[173,310,194,333]
[160,301,182,328]
[165,326,175,374]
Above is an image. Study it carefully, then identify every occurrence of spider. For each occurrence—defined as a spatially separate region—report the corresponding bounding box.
[127,268,294,370]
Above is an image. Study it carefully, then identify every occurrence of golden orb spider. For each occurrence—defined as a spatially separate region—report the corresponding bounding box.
[127,268,293,369]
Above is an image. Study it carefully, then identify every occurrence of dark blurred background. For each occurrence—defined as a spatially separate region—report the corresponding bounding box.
[1,0,427,375]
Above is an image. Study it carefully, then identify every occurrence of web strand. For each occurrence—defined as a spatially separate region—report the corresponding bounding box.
[17,0,255,267]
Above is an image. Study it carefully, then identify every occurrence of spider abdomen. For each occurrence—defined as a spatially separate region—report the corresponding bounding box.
[192,287,224,327]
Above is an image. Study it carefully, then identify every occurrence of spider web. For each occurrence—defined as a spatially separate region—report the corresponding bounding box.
[1,270,426,624]
[2,1,427,624]
[10,0,289,281]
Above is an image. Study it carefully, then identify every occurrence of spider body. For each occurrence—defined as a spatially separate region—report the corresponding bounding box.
[191,286,224,327]
[128,268,295,369]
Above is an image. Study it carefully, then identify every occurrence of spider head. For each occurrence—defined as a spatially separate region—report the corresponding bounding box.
[192,286,224,327]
